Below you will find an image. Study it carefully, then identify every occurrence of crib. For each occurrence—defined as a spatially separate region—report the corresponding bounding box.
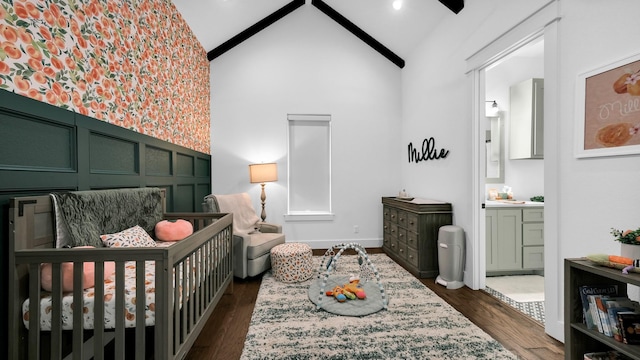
[8,188,234,359]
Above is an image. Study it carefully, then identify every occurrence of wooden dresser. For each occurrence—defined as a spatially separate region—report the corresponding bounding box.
[382,197,453,278]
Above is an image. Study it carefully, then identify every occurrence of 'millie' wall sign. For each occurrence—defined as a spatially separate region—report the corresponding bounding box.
[408,137,450,163]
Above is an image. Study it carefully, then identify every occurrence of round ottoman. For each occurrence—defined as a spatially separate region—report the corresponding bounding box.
[270,243,314,283]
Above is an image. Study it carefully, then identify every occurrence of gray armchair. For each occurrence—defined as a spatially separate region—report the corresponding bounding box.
[203,193,285,279]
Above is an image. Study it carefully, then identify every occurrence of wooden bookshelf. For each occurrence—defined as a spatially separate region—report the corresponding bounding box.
[565,258,640,359]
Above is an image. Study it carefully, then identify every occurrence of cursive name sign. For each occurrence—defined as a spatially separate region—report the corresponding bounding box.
[408,137,450,163]
[598,98,640,121]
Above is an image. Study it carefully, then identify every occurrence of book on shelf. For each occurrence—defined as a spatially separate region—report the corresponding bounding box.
[617,311,640,345]
[583,350,632,360]
[595,296,614,336]
[608,305,636,341]
[578,285,619,330]
[605,297,639,342]
[588,295,604,333]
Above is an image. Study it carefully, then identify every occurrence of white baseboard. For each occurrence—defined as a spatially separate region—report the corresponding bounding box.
[286,238,382,250]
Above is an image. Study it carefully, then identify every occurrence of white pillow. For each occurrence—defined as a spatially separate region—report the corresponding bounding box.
[100,225,157,248]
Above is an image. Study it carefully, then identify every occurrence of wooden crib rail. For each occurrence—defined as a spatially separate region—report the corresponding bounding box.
[15,247,168,360]
[9,192,233,360]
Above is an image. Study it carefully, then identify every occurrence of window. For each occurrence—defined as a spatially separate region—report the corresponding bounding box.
[285,114,333,221]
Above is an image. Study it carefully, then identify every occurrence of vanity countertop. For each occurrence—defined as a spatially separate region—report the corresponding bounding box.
[485,200,544,208]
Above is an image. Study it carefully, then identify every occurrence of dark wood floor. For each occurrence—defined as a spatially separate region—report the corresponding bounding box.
[186,250,564,360]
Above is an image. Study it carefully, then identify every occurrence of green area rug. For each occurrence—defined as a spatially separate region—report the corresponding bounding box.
[240,253,518,360]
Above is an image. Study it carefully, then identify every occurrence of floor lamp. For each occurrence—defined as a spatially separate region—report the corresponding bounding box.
[249,163,278,222]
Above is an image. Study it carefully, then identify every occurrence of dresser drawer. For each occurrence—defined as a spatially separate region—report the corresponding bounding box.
[383,220,391,235]
[406,212,419,233]
[406,230,418,248]
[383,206,391,221]
[398,227,407,244]
[383,233,391,249]
[397,242,407,260]
[397,210,408,228]
[389,223,398,238]
[389,239,399,253]
[406,247,419,268]
[389,208,398,224]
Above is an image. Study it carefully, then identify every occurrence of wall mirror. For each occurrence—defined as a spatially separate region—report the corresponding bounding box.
[485,114,504,183]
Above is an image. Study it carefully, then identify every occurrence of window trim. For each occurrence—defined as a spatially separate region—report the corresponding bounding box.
[285,114,333,222]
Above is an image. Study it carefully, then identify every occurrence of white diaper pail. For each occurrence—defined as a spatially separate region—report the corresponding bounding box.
[435,225,465,289]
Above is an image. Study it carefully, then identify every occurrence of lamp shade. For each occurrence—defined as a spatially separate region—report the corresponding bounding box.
[249,163,278,183]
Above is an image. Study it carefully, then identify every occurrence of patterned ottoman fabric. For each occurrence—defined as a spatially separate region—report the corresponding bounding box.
[270,243,314,283]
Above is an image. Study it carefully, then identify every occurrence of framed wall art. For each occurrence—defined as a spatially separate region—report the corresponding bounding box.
[575,52,640,158]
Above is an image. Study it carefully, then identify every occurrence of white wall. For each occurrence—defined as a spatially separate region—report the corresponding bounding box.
[557,1,640,256]
[209,0,640,344]
[401,0,551,293]
[403,0,640,343]
[210,5,402,248]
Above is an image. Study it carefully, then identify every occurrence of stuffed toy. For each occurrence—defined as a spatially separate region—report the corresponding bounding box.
[155,219,193,242]
[327,286,348,302]
[586,254,640,274]
[41,246,116,292]
[325,274,366,302]
[343,274,367,300]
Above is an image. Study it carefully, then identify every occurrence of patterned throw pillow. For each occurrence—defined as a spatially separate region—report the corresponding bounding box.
[101,225,157,248]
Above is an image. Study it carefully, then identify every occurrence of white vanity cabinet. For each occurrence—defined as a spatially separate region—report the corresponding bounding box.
[509,78,544,159]
[486,204,544,275]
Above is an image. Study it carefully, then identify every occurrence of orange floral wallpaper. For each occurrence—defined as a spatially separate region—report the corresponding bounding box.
[0,0,210,154]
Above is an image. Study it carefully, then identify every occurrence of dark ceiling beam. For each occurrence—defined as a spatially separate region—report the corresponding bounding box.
[311,0,405,68]
[207,0,305,61]
[438,0,464,14]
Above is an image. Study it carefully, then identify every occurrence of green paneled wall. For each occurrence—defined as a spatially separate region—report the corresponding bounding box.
[0,90,212,345]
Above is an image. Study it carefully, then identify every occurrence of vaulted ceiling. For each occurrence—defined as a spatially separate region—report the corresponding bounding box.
[172,0,464,68]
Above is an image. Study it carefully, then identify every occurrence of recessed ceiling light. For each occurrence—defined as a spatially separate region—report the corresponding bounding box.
[392,0,402,10]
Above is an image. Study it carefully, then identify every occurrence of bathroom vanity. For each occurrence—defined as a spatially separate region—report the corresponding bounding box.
[485,201,544,275]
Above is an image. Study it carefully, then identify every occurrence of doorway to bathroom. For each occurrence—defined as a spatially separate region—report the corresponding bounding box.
[482,35,546,324]
[485,274,545,324]
[468,0,560,340]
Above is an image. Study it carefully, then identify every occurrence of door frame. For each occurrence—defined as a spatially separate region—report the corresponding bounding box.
[466,0,563,341]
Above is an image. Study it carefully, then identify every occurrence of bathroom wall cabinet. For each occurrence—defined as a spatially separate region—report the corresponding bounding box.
[510,78,544,159]
[486,206,544,275]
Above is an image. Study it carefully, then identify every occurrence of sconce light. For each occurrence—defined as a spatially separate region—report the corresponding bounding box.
[486,100,500,117]
[249,163,278,222]
[392,0,402,10]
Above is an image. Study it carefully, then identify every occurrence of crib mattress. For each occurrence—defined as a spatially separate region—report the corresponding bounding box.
[22,241,201,331]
